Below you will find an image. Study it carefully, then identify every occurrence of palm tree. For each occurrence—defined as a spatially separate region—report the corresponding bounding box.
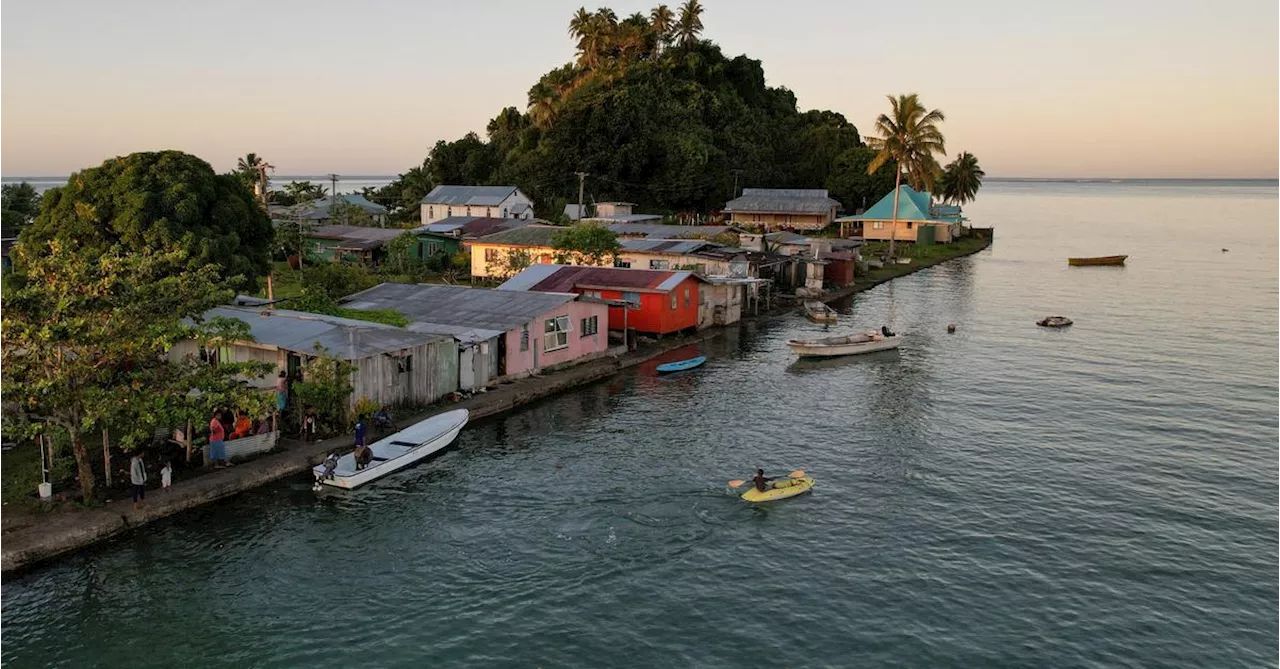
[650,4,674,51]
[938,151,984,205]
[569,7,594,64]
[866,94,947,257]
[527,81,559,131]
[676,0,704,47]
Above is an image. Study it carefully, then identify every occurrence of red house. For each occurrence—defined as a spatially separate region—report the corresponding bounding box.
[496,265,707,336]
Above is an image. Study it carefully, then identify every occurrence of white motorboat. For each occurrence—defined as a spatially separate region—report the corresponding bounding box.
[803,300,838,323]
[313,409,469,490]
[786,331,902,358]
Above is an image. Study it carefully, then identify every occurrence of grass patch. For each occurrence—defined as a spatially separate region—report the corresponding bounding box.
[333,307,409,327]
[857,234,990,287]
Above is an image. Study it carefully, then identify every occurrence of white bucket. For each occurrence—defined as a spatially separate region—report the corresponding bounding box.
[37,482,52,499]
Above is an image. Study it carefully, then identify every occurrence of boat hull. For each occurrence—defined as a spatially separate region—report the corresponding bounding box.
[741,477,815,502]
[1068,255,1127,266]
[313,409,469,490]
[656,356,706,373]
[787,333,901,358]
[803,300,838,323]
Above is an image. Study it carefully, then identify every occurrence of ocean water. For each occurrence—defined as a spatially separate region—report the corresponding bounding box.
[1,175,396,196]
[1,180,1276,668]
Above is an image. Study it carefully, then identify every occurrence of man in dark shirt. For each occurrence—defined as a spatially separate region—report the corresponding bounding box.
[752,468,776,492]
[353,417,370,470]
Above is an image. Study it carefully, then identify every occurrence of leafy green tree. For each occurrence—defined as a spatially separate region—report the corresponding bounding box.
[2,241,268,500]
[650,5,674,51]
[19,151,274,291]
[329,201,375,227]
[492,249,534,280]
[867,93,947,256]
[291,345,359,433]
[938,151,984,205]
[2,182,41,235]
[284,180,327,203]
[826,146,897,213]
[553,223,622,265]
[369,164,433,223]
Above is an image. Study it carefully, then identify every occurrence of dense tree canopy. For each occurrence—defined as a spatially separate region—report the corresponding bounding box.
[2,181,41,236]
[553,224,622,265]
[19,151,273,291]
[937,151,985,205]
[373,5,892,220]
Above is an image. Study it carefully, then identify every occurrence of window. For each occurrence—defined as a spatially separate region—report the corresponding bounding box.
[502,208,508,218]
[397,355,413,374]
[649,259,669,270]
[582,289,602,299]
[872,221,884,230]
[622,291,641,308]
[906,221,913,229]
[580,315,598,337]
[671,294,678,310]
[544,316,570,352]
[428,206,434,219]
[614,260,631,268]
[485,248,501,263]
[684,288,691,307]
[520,325,529,351]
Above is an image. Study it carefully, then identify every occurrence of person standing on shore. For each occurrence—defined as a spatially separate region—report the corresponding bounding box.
[160,460,172,491]
[130,452,147,509]
[209,410,227,468]
[275,370,288,414]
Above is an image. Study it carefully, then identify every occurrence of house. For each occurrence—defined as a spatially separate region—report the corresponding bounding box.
[274,194,389,227]
[605,223,744,240]
[723,188,841,231]
[340,283,612,390]
[420,186,534,224]
[582,202,662,223]
[497,265,709,336]
[614,238,719,271]
[410,231,464,263]
[468,225,564,278]
[410,216,534,263]
[171,306,458,409]
[0,226,16,276]
[836,185,960,244]
[304,225,406,264]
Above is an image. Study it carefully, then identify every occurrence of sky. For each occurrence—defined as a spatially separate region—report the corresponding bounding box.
[2,0,1277,178]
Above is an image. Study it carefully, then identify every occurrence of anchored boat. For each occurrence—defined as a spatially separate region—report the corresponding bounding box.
[803,300,838,323]
[313,409,469,490]
[786,331,901,358]
[1037,316,1073,328]
[656,356,706,374]
[1068,255,1127,266]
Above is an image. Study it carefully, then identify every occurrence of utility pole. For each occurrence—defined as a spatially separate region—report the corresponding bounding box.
[730,169,742,199]
[328,173,339,200]
[575,172,587,221]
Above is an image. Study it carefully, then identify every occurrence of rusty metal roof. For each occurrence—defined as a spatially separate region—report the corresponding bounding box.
[496,264,705,294]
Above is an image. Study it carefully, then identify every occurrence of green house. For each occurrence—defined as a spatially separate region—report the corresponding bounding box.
[412,231,463,262]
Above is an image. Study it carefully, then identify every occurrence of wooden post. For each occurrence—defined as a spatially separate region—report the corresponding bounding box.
[184,419,193,463]
[102,428,111,488]
[266,273,275,308]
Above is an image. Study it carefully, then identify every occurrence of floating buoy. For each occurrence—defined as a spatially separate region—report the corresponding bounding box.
[1222,248,1229,252]
[946,324,957,333]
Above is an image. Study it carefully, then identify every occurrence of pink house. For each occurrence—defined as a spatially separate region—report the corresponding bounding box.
[342,283,611,390]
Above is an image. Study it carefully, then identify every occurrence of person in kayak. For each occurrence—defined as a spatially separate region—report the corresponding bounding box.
[752,468,776,492]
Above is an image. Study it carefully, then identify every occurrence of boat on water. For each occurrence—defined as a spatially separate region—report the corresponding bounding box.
[312,409,469,490]
[656,356,706,374]
[803,300,838,324]
[1037,316,1073,328]
[786,330,901,358]
[741,477,815,503]
[1068,255,1127,266]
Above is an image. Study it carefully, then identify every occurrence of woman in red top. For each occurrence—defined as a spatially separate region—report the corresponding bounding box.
[209,410,227,468]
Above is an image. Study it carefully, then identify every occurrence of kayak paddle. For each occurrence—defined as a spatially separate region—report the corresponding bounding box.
[728,470,805,488]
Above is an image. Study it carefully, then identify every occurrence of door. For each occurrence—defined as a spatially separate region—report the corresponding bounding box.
[495,333,507,376]
[459,346,475,391]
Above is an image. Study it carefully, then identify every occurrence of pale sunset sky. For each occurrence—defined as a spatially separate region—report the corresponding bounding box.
[2,0,1276,178]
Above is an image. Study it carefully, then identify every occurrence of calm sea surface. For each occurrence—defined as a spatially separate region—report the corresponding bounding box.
[2,181,1276,668]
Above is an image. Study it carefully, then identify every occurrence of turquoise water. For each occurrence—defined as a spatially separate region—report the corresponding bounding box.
[2,181,1276,667]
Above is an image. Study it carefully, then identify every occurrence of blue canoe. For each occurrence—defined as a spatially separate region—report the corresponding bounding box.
[656,356,707,374]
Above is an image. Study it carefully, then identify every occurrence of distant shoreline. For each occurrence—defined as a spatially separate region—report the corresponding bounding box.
[5,175,1275,184]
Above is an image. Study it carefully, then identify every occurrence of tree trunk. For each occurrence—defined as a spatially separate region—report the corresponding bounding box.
[102,428,112,488]
[889,169,902,259]
[69,428,96,501]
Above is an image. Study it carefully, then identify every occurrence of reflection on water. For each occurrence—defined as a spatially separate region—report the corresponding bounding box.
[2,181,1276,669]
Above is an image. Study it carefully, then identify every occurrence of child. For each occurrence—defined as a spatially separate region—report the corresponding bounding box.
[303,409,318,443]
[160,460,173,491]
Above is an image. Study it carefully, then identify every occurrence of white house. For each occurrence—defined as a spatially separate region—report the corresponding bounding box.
[420,185,535,224]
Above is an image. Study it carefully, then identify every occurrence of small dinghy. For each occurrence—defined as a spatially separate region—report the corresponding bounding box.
[803,300,838,323]
[787,330,901,358]
[1068,255,1127,266]
[1037,316,1073,328]
[656,356,706,374]
[313,409,468,490]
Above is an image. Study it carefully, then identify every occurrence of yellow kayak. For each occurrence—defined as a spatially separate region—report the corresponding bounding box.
[740,477,815,502]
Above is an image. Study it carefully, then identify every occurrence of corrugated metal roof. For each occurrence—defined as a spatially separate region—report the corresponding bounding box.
[584,213,664,223]
[285,194,389,220]
[204,306,445,360]
[619,238,715,254]
[839,185,942,222]
[473,224,562,247]
[341,283,578,332]
[421,185,519,206]
[605,223,741,239]
[724,188,840,215]
[307,225,405,250]
[416,216,532,239]
[496,264,703,294]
